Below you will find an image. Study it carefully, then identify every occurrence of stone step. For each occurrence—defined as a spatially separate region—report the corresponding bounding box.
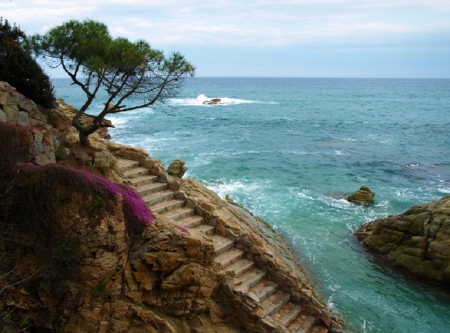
[269,302,303,328]
[233,268,266,294]
[213,248,244,270]
[123,166,149,179]
[212,235,235,255]
[176,215,205,229]
[143,189,174,206]
[129,174,159,187]
[258,291,290,318]
[309,326,328,333]
[286,314,317,333]
[116,159,139,172]
[190,224,215,236]
[137,182,169,197]
[151,199,185,214]
[225,258,254,278]
[249,279,278,302]
[162,206,194,221]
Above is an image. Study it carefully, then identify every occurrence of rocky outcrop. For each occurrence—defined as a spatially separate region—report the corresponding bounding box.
[116,158,344,332]
[168,158,188,178]
[347,186,375,205]
[203,98,222,105]
[1,84,343,332]
[1,178,231,332]
[0,81,58,165]
[355,196,450,285]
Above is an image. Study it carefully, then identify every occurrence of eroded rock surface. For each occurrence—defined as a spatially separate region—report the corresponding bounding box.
[355,196,450,285]
[347,186,375,205]
[0,81,57,165]
[168,158,188,178]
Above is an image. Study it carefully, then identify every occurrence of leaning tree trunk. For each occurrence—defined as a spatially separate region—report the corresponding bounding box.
[78,130,91,147]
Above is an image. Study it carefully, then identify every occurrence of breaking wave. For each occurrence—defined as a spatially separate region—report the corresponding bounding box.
[169,94,276,106]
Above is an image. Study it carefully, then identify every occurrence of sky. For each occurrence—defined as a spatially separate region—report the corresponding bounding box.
[2,0,450,78]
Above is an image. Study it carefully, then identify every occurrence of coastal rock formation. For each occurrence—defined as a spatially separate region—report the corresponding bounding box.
[203,98,222,105]
[0,84,343,332]
[168,158,188,178]
[347,186,375,205]
[0,81,57,165]
[117,159,344,332]
[355,196,450,285]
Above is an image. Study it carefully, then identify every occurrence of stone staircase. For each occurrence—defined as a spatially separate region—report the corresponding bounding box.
[117,158,329,333]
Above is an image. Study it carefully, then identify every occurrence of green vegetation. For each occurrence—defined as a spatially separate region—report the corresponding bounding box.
[0,17,55,107]
[29,19,195,146]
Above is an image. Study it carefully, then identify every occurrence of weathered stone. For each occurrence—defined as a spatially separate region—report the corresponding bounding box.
[0,91,9,105]
[168,158,188,178]
[203,98,222,105]
[347,186,375,205]
[74,151,92,163]
[34,153,52,165]
[5,90,24,106]
[0,108,6,121]
[17,111,31,126]
[29,142,44,156]
[4,105,19,123]
[159,172,169,183]
[18,98,37,113]
[355,196,450,286]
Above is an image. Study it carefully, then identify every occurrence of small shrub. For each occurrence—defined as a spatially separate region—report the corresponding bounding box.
[97,158,116,175]
[55,146,67,160]
[91,194,107,215]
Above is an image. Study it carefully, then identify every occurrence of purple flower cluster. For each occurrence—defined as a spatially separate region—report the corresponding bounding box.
[71,166,155,227]
[17,164,155,231]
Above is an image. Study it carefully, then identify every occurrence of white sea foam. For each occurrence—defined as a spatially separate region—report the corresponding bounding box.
[108,116,128,127]
[205,180,255,199]
[438,187,450,194]
[405,163,421,169]
[169,94,271,107]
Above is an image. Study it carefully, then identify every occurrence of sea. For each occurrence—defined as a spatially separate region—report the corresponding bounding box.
[54,77,450,333]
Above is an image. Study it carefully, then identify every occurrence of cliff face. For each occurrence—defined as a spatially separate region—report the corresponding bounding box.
[0,81,343,332]
[0,81,58,165]
[355,196,450,286]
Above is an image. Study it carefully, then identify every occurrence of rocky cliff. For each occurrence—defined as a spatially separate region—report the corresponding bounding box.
[0,81,343,332]
[355,196,450,286]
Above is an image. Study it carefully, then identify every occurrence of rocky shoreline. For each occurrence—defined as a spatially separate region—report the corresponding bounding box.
[0,81,344,332]
[355,195,450,286]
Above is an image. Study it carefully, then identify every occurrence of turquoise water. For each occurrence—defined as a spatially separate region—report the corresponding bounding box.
[54,77,450,332]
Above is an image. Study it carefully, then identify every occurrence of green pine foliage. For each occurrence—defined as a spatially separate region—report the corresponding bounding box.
[0,17,55,107]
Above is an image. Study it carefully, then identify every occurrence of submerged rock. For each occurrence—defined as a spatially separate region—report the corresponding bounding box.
[202,98,221,105]
[347,186,375,205]
[355,195,450,286]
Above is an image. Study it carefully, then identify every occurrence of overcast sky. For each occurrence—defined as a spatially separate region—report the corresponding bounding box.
[2,0,450,78]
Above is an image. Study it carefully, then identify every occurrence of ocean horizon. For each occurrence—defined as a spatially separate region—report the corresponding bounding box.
[54,77,450,333]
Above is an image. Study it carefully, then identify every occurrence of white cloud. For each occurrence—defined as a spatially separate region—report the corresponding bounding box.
[2,0,449,77]
[2,0,448,48]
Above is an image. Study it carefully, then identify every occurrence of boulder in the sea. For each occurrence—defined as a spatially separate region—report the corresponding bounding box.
[168,158,188,178]
[202,98,221,105]
[355,195,450,286]
[347,186,375,205]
